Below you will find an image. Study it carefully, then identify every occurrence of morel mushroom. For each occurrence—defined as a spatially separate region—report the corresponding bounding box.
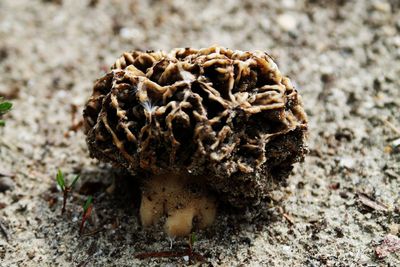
[83,46,308,237]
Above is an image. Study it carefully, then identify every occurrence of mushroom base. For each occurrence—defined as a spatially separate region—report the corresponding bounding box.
[140,173,217,237]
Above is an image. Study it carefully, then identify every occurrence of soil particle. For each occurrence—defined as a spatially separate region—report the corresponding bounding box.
[0,177,15,192]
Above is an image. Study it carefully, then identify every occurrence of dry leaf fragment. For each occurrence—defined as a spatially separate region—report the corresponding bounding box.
[375,234,400,259]
[357,192,388,212]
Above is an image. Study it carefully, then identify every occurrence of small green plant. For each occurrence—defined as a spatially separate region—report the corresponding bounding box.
[0,97,12,127]
[80,196,93,235]
[189,232,197,250]
[56,169,80,215]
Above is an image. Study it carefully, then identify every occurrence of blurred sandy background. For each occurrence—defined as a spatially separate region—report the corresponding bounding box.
[0,0,399,266]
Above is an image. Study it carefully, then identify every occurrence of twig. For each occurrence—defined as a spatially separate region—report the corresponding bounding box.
[64,104,83,137]
[278,206,295,224]
[136,250,190,259]
[357,192,388,212]
[135,249,205,263]
[77,260,89,267]
[0,220,10,242]
[136,233,206,263]
[282,213,295,225]
[381,118,400,136]
[82,227,104,237]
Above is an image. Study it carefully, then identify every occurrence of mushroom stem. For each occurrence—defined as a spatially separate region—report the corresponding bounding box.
[139,173,217,237]
[164,206,196,237]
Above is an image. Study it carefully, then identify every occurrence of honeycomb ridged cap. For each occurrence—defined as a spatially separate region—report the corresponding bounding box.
[83,46,308,207]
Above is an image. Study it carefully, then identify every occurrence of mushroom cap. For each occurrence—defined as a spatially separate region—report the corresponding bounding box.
[83,46,308,207]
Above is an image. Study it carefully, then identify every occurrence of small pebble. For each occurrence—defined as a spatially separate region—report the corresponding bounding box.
[282,245,292,256]
[389,224,399,235]
[119,27,142,40]
[277,13,297,32]
[391,138,400,148]
[27,250,35,259]
[372,2,391,13]
[339,157,355,169]
[270,190,285,202]
[241,237,252,246]
[0,177,15,192]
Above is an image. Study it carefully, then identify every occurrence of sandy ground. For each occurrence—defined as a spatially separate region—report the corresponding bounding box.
[0,0,400,266]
